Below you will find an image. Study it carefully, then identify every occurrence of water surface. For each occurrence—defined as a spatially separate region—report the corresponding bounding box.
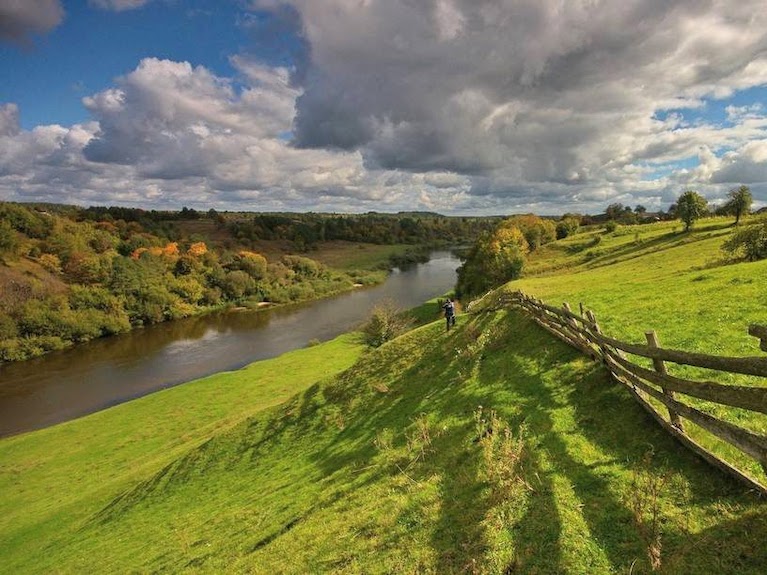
[0,252,459,437]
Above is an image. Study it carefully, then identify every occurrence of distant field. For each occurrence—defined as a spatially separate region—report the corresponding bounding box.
[308,241,414,271]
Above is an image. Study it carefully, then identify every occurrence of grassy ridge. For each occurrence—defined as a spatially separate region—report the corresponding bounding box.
[2,311,766,573]
[0,333,364,569]
[514,217,766,356]
[491,216,767,484]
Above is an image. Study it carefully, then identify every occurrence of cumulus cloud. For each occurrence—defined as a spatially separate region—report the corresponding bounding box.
[258,0,767,209]
[3,1,767,214]
[0,0,64,43]
[0,57,452,212]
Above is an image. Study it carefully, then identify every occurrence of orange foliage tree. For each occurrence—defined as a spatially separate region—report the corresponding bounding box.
[187,242,208,257]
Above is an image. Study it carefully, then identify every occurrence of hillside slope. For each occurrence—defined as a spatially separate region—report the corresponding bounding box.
[3,311,765,573]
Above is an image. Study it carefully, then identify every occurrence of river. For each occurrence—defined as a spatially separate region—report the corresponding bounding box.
[0,251,460,437]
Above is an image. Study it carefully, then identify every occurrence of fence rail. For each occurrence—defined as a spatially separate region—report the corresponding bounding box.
[477,290,767,495]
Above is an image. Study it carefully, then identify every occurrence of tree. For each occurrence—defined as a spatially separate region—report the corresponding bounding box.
[634,205,647,214]
[605,203,625,221]
[722,220,767,261]
[455,224,529,297]
[676,190,708,232]
[725,185,753,225]
[556,215,580,239]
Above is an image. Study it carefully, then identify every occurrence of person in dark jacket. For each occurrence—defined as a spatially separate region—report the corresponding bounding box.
[442,298,456,331]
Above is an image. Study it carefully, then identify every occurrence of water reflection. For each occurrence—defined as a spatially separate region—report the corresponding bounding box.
[0,252,459,436]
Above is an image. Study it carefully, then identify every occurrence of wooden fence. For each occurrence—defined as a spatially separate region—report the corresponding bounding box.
[476,290,767,495]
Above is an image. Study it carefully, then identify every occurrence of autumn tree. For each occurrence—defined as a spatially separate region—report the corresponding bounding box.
[456,223,529,297]
[676,190,708,232]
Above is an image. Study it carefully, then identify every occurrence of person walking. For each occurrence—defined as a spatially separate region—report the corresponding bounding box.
[442,297,456,332]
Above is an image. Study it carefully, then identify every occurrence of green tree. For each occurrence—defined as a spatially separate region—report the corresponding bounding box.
[605,203,625,220]
[456,224,528,297]
[0,220,19,257]
[556,216,580,239]
[676,191,708,232]
[725,185,753,225]
[360,299,413,347]
[722,220,767,261]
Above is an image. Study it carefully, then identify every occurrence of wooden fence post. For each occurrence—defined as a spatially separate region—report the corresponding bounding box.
[585,310,607,363]
[748,325,767,477]
[646,330,684,431]
[748,324,767,352]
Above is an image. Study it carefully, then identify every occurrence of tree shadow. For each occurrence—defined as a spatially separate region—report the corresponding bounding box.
[495,310,766,572]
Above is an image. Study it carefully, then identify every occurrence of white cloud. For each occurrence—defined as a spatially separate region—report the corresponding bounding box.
[0,0,63,42]
[3,1,767,214]
[0,57,446,212]
[268,0,767,210]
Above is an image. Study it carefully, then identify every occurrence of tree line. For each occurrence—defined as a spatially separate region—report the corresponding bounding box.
[227,212,500,251]
[0,203,405,362]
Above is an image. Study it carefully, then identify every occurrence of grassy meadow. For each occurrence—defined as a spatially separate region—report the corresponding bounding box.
[2,216,767,573]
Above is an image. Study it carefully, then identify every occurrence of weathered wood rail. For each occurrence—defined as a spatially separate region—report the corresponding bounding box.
[475,290,767,495]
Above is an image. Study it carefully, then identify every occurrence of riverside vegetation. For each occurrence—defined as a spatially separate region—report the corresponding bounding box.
[1,211,766,573]
[0,202,496,362]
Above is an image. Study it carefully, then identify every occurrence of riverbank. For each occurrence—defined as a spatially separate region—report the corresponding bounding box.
[0,252,461,437]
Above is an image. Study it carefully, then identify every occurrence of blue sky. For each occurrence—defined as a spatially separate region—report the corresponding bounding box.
[1,0,766,214]
[1,1,288,128]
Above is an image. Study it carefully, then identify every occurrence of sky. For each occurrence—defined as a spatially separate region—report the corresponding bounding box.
[1,0,767,216]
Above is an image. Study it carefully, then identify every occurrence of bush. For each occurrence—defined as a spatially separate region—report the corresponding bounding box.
[722,220,767,261]
[361,299,414,347]
[604,221,618,233]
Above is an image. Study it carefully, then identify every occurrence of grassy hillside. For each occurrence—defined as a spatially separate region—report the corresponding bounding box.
[513,217,765,357]
[2,216,766,573]
[0,333,364,570]
[2,308,766,573]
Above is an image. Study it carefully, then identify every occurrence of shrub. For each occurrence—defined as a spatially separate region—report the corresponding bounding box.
[604,220,618,233]
[221,270,257,300]
[39,253,62,274]
[722,220,767,261]
[556,216,580,239]
[360,299,414,347]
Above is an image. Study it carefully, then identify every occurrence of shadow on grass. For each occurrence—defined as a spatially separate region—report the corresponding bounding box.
[84,306,766,573]
[584,225,732,271]
[492,310,766,572]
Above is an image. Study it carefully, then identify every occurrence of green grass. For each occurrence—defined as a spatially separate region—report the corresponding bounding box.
[2,311,765,573]
[484,216,767,483]
[0,333,364,570]
[2,218,767,573]
[310,241,414,271]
